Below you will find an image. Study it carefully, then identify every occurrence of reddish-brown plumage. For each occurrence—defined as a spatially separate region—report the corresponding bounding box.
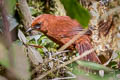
[31,14,101,63]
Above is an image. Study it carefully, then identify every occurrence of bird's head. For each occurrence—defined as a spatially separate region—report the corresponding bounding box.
[27,14,54,33]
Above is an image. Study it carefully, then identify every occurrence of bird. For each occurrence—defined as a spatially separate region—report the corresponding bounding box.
[27,14,101,63]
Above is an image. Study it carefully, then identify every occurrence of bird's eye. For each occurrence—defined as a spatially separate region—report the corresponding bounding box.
[34,22,42,29]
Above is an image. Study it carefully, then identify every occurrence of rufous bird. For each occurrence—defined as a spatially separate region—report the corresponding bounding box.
[27,14,101,63]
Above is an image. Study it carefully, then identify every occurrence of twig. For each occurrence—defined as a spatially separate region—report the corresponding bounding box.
[43,29,87,69]
[53,50,70,56]
[43,50,69,64]
[34,48,96,80]
[58,30,87,51]
[52,71,76,80]
[31,50,69,75]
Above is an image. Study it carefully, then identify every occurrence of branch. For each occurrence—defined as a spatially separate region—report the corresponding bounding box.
[18,0,32,29]
[58,29,87,51]
[34,48,96,80]
[43,30,87,64]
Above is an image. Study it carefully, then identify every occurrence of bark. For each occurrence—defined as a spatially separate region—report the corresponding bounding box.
[18,0,32,30]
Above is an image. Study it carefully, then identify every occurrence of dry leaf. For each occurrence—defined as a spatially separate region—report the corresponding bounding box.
[18,29,28,44]
[0,75,8,80]
[11,44,30,80]
[27,46,43,65]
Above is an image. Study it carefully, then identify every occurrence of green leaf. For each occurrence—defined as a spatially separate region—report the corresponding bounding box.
[68,62,119,80]
[5,0,16,15]
[116,50,120,58]
[60,0,90,28]
[0,43,10,68]
[76,60,113,72]
[30,7,39,16]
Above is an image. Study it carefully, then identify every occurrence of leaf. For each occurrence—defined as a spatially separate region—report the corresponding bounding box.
[68,62,119,80]
[11,44,30,80]
[18,29,28,44]
[27,46,43,65]
[5,0,16,15]
[76,60,113,72]
[60,0,90,28]
[8,15,19,31]
[0,43,10,68]
[30,7,38,15]
[0,75,7,80]
[18,29,43,65]
[0,15,18,32]
[28,35,41,44]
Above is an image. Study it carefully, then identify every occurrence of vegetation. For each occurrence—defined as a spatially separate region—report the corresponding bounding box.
[0,0,120,80]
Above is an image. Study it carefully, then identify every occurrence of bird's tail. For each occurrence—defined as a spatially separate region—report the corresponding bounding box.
[75,35,101,63]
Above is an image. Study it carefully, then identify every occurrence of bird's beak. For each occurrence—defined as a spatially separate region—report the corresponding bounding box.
[26,27,34,32]
[26,23,41,32]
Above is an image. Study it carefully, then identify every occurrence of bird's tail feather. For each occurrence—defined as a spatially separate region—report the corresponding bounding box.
[75,35,101,63]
